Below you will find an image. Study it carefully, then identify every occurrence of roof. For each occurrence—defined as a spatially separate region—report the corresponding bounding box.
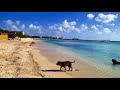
[0,32,15,34]
[0,31,15,33]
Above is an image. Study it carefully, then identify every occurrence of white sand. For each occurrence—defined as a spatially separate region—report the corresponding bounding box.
[0,38,73,78]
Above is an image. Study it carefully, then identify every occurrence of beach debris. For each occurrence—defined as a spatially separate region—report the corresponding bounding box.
[31,41,36,44]
[29,41,36,46]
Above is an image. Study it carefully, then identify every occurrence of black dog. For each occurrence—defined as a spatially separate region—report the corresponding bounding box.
[112,59,120,64]
[56,61,75,71]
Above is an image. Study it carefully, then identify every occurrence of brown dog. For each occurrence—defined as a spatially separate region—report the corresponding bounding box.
[56,61,75,71]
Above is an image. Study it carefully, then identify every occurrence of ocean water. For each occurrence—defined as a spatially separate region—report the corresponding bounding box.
[35,39,120,78]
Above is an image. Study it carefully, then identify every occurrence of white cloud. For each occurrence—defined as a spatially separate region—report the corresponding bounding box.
[21,24,25,29]
[114,28,120,33]
[4,20,20,31]
[80,24,88,30]
[75,28,81,33]
[29,24,34,29]
[58,27,64,32]
[95,13,118,24]
[96,31,102,34]
[4,19,26,31]
[62,19,77,29]
[96,24,103,27]
[91,25,98,30]
[89,31,93,32]
[4,20,13,25]
[107,23,115,26]
[29,24,42,30]
[49,24,58,30]
[11,25,18,30]
[49,19,88,34]
[103,28,111,33]
[70,21,77,26]
[63,19,70,28]
[87,14,95,19]
[29,24,42,34]
[3,20,43,35]
[16,21,20,25]
[49,19,77,33]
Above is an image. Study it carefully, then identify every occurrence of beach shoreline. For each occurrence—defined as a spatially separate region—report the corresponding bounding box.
[35,39,120,78]
[1,38,118,78]
[0,38,73,78]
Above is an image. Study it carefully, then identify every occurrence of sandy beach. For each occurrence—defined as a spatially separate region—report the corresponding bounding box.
[0,38,73,78]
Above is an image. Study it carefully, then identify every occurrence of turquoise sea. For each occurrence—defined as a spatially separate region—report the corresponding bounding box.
[36,39,120,78]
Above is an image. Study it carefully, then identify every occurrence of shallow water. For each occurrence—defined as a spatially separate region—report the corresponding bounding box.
[35,39,120,78]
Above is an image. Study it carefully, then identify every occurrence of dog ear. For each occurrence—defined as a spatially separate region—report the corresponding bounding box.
[57,61,59,63]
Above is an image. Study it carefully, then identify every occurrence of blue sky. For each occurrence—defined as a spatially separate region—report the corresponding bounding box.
[0,12,120,41]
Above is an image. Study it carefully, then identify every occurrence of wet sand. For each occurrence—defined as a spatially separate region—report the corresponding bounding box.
[36,40,117,78]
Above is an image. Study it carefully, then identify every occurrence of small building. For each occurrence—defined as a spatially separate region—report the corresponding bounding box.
[0,33,8,40]
[0,31,16,40]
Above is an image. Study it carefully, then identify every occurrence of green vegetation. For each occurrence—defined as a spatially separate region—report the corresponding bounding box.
[0,28,79,40]
[0,28,30,38]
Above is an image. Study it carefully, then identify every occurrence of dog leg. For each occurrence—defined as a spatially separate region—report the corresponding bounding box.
[71,67,73,71]
[64,67,66,71]
[60,66,62,70]
[68,67,70,71]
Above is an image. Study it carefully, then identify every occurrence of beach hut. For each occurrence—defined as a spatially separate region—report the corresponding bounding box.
[0,31,16,40]
[0,33,8,40]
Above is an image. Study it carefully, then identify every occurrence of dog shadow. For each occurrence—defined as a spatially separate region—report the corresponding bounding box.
[41,69,66,72]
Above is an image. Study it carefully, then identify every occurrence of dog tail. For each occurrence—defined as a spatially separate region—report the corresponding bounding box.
[71,61,75,63]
